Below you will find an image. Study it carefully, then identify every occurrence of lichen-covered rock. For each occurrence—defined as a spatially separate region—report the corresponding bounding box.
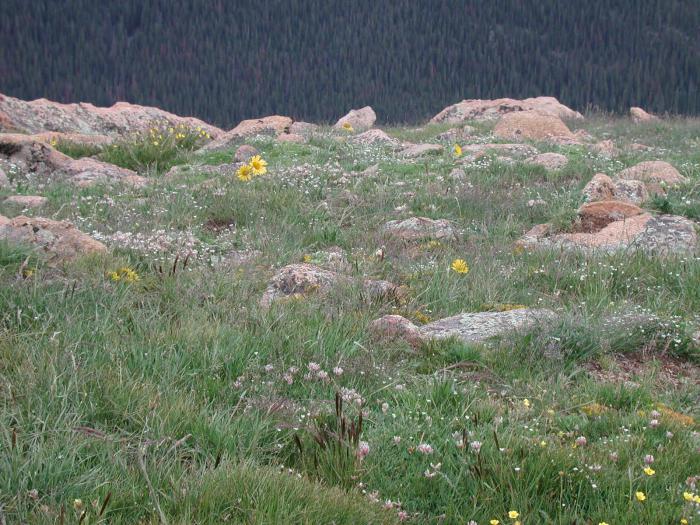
[201,116,293,151]
[57,157,147,187]
[289,121,319,136]
[431,97,583,124]
[617,161,686,187]
[348,129,399,146]
[518,214,697,255]
[369,315,426,347]
[0,133,146,187]
[4,195,48,208]
[494,111,577,143]
[234,145,259,162]
[334,106,376,131]
[577,201,644,231]
[0,214,107,262]
[0,93,222,137]
[582,173,650,205]
[370,309,557,348]
[436,125,476,142]
[400,143,444,158]
[382,217,456,241]
[525,152,568,170]
[582,173,617,202]
[630,107,658,123]
[260,263,401,308]
[612,179,650,205]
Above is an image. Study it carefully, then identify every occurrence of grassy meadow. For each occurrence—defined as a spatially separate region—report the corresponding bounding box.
[1,115,699,524]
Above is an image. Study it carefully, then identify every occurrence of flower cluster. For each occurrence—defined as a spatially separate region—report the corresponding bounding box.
[237,155,268,181]
[106,266,140,283]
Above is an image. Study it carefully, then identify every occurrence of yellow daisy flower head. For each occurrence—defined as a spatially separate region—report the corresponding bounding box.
[683,492,693,502]
[451,258,469,274]
[508,510,520,519]
[635,491,646,502]
[643,466,655,476]
[490,520,500,525]
[249,155,268,175]
[236,164,253,182]
[342,121,354,132]
[453,144,462,157]
[599,522,610,525]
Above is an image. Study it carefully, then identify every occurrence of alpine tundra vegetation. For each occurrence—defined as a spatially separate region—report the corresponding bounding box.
[0,95,699,524]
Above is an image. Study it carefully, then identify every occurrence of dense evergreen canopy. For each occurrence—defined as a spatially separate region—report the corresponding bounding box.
[1,0,698,127]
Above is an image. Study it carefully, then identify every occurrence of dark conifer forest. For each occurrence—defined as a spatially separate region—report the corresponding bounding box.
[1,0,698,127]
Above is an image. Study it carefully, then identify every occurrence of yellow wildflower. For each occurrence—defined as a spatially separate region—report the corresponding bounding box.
[508,510,519,519]
[635,491,646,502]
[236,164,253,182]
[249,155,268,175]
[302,254,312,263]
[523,399,531,408]
[680,519,688,524]
[599,522,610,525]
[643,466,655,476]
[73,499,83,510]
[453,144,462,157]
[490,521,500,525]
[342,122,354,132]
[451,259,469,274]
[683,492,694,501]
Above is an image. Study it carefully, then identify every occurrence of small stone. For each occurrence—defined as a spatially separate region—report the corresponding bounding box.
[400,143,444,158]
[234,145,259,162]
[348,129,399,146]
[613,179,650,205]
[5,195,48,208]
[582,173,617,202]
[525,152,568,170]
[382,217,456,241]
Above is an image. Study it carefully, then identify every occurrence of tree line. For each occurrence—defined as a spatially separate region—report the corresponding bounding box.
[1,0,698,127]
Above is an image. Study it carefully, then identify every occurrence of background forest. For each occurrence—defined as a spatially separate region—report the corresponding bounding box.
[1,0,699,126]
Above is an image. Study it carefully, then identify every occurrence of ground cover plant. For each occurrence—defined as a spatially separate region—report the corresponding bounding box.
[1,115,699,524]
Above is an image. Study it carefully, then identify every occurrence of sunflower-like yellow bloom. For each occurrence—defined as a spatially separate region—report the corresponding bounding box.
[451,258,469,274]
[237,164,253,181]
[249,155,268,175]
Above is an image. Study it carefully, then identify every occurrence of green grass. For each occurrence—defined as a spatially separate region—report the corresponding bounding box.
[1,115,699,524]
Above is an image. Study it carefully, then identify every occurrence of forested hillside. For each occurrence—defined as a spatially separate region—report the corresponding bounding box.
[1,0,698,126]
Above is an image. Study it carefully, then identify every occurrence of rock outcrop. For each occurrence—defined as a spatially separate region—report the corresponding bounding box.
[0,93,222,138]
[493,111,577,143]
[260,263,401,308]
[370,308,557,348]
[518,214,697,255]
[334,106,376,131]
[382,217,456,241]
[0,214,107,262]
[630,107,659,123]
[201,116,293,151]
[0,133,146,187]
[431,97,583,124]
